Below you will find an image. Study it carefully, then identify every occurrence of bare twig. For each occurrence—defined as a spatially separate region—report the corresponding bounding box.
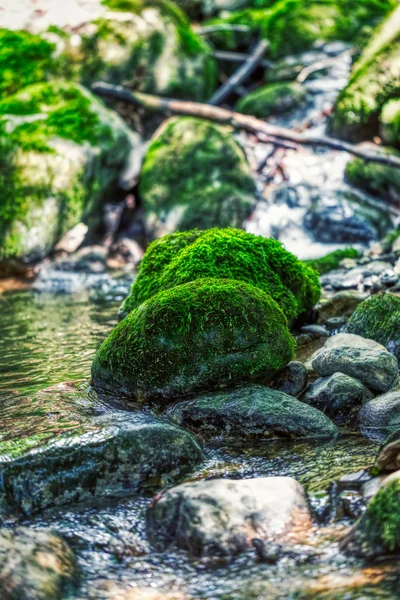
[91,82,400,170]
[197,24,251,35]
[213,50,272,70]
[296,49,356,83]
[208,40,269,105]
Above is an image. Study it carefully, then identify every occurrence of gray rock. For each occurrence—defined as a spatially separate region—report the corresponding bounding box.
[312,341,398,393]
[358,392,400,440]
[146,477,312,558]
[303,373,374,425]
[271,361,308,398]
[0,384,203,519]
[300,325,329,338]
[325,316,348,331]
[0,527,78,600]
[317,291,367,322]
[166,384,339,440]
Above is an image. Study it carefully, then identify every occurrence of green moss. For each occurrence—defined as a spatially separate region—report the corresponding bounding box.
[345,148,400,204]
[0,29,58,97]
[330,5,400,141]
[304,248,361,275]
[362,478,400,552]
[236,82,307,117]
[120,228,321,323]
[381,99,400,147]
[203,0,396,58]
[140,117,255,235]
[347,293,400,349]
[92,277,295,401]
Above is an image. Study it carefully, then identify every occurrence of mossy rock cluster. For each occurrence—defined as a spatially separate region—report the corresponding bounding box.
[330,5,400,141]
[347,293,400,356]
[92,277,295,401]
[236,82,307,118]
[345,147,400,206]
[0,81,138,260]
[120,227,321,322]
[202,0,396,58]
[140,117,256,237]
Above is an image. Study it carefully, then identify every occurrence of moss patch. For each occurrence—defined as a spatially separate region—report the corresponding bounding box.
[358,478,400,553]
[92,277,295,401]
[236,82,307,118]
[140,117,256,236]
[347,293,400,350]
[381,99,400,147]
[345,147,400,205]
[304,248,361,275]
[120,227,321,323]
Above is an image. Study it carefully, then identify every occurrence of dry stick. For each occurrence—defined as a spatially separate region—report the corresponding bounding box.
[91,82,400,170]
[213,50,272,70]
[197,24,251,35]
[208,39,269,105]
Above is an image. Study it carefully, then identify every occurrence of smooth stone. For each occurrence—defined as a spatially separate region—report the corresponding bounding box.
[300,325,329,338]
[325,316,348,331]
[312,337,398,393]
[317,291,367,322]
[146,477,312,558]
[375,430,400,473]
[0,385,203,519]
[0,527,78,600]
[166,384,339,440]
[358,392,400,440]
[270,361,308,398]
[303,373,374,425]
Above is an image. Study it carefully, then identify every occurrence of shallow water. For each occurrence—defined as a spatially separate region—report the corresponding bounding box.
[1,289,399,599]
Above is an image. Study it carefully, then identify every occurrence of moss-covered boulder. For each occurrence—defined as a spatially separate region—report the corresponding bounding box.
[236,82,307,118]
[60,0,216,101]
[92,278,295,402]
[0,81,139,261]
[140,117,256,237]
[341,472,400,557]
[347,293,400,357]
[345,147,400,205]
[381,99,400,147]
[330,5,400,141]
[202,0,396,57]
[119,228,321,322]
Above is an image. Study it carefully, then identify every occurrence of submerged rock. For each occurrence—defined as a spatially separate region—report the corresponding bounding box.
[140,118,256,238]
[0,385,203,518]
[312,334,398,392]
[0,81,139,262]
[146,477,312,558]
[303,373,373,426]
[93,278,295,402]
[119,228,321,323]
[358,391,400,439]
[166,384,339,440]
[0,527,78,600]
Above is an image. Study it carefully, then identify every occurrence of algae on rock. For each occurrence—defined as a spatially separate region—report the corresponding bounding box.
[92,278,295,401]
[236,82,307,118]
[0,81,139,261]
[140,117,256,238]
[119,228,321,322]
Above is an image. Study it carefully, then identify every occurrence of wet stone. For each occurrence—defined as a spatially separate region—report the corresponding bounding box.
[358,392,400,441]
[270,361,308,398]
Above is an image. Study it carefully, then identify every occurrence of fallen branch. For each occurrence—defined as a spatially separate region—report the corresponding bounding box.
[91,82,400,170]
[213,50,272,70]
[197,24,251,35]
[209,40,269,105]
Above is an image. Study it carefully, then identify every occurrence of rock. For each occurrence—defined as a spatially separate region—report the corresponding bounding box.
[330,5,400,141]
[119,228,321,323]
[317,291,367,322]
[347,293,400,360]
[0,81,139,262]
[312,343,398,393]
[0,384,203,518]
[303,373,374,426]
[54,223,88,254]
[358,391,400,440]
[304,190,392,244]
[166,384,339,440]
[146,477,312,558]
[140,118,256,238]
[345,146,400,206]
[235,82,307,118]
[0,527,78,600]
[325,316,348,331]
[300,325,329,338]
[93,279,295,402]
[376,430,400,472]
[270,361,308,397]
[312,332,388,354]
[340,470,400,557]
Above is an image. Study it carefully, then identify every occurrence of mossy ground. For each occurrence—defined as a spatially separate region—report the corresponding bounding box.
[347,293,400,348]
[93,277,295,401]
[120,228,321,323]
[304,248,361,275]
[236,82,307,118]
[140,117,256,235]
